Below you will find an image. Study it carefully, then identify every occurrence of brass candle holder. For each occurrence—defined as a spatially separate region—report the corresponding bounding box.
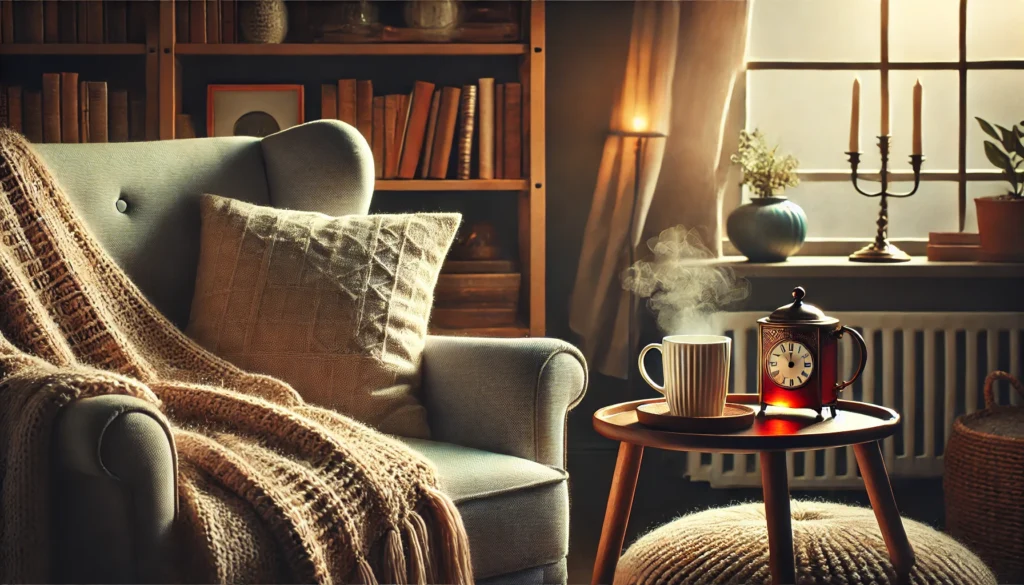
[846,135,925,263]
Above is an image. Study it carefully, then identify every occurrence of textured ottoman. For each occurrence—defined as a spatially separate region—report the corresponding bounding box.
[614,501,995,585]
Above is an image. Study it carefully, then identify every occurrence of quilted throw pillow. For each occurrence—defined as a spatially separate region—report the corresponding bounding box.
[186,194,459,439]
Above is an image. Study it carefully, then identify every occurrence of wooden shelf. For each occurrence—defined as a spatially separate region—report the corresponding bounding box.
[0,43,147,56]
[375,179,528,192]
[430,324,530,338]
[175,43,527,56]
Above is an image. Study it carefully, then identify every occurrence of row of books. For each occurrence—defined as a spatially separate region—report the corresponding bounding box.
[0,74,144,143]
[175,0,238,44]
[321,78,523,181]
[0,1,150,44]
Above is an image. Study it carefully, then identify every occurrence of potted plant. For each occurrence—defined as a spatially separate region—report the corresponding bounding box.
[727,129,807,262]
[975,117,1024,262]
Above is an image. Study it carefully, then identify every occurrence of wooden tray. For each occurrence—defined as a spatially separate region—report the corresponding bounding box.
[636,402,756,434]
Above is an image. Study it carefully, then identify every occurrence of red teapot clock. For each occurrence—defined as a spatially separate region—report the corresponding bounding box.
[758,286,867,419]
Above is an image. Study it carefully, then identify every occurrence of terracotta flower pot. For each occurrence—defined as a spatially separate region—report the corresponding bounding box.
[975,196,1024,262]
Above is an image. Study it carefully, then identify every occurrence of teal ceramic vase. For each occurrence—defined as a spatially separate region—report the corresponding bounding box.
[726,197,807,262]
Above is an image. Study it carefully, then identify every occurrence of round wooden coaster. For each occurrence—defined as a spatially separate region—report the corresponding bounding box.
[636,402,756,434]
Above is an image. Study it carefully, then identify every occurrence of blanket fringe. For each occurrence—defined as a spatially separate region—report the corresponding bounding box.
[404,516,428,585]
[423,487,475,585]
[385,528,408,585]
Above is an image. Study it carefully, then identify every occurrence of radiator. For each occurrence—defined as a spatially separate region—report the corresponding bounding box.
[685,312,1024,488]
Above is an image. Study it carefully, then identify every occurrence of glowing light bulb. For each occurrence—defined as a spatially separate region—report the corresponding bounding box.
[632,116,647,132]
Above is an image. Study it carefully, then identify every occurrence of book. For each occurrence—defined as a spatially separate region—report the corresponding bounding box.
[18,0,44,43]
[7,86,22,133]
[0,86,7,128]
[371,96,383,179]
[392,93,411,177]
[129,97,144,141]
[456,84,477,180]
[320,84,337,120]
[206,0,219,43]
[477,78,494,179]
[495,83,504,179]
[383,94,399,179]
[175,114,196,139]
[43,0,59,42]
[355,79,373,144]
[60,72,78,143]
[58,0,77,42]
[337,79,357,127]
[78,80,88,142]
[175,0,189,42]
[221,0,235,43]
[109,89,128,142]
[397,80,436,180]
[85,0,102,42]
[189,0,206,43]
[24,91,43,142]
[419,90,441,179]
[41,73,60,143]
[428,86,462,180]
[127,0,146,43]
[87,81,107,143]
[503,82,522,179]
[0,0,12,44]
[105,0,126,42]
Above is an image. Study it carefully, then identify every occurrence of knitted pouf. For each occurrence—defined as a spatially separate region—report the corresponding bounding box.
[614,501,995,585]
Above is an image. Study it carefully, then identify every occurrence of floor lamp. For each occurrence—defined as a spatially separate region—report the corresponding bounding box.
[610,123,666,393]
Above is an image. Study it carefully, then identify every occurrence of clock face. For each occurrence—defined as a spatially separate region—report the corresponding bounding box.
[767,340,814,389]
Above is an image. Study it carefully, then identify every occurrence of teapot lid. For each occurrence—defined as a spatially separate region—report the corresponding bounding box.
[767,286,828,323]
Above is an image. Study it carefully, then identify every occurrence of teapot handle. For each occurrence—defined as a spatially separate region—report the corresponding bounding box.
[835,325,867,394]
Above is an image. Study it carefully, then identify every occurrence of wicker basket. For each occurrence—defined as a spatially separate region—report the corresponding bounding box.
[944,371,1024,583]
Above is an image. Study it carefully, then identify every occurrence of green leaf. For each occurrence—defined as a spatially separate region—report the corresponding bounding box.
[1015,126,1024,159]
[977,117,1001,142]
[985,140,1013,174]
[995,124,1017,153]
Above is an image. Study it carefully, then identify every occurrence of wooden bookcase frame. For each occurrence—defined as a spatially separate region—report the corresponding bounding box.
[1,0,547,338]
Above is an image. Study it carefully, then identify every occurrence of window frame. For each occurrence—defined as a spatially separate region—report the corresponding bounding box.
[736,0,1023,252]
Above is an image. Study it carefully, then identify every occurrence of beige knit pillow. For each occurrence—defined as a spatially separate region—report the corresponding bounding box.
[186,194,459,439]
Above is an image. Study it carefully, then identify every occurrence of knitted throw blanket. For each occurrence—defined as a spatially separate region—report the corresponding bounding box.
[0,129,473,584]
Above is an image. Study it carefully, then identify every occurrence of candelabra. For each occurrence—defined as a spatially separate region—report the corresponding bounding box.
[846,135,925,262]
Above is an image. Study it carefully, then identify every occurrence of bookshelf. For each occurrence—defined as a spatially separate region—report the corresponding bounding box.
[0,0,546,339]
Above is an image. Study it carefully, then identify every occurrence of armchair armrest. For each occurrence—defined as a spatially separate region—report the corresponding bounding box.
[52,395,177,584]
[420,336,588,469]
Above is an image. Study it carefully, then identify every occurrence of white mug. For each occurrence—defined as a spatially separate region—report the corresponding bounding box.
[638,334,732,417]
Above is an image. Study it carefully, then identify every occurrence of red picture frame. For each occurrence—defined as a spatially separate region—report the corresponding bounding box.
[206,84,305,138]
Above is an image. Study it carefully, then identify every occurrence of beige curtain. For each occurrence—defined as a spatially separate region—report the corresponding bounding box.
[569,0,750,378]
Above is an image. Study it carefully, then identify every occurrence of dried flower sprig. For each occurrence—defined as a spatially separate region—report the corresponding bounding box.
[731,129,800,198]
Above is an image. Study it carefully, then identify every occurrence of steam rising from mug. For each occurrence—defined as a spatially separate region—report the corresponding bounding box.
[623,226,751,335]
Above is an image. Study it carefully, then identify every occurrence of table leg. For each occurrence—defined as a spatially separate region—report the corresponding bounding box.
[760,451,796,585]
[591,442,644,585]
[854,441,915,578]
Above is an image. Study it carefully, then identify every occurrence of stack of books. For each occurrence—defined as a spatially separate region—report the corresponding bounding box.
[0,74,144,143]
[175,0,237,43]
[320,78,523,181]
[0,0,149,44]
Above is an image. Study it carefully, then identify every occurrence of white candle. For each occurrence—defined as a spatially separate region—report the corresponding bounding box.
[849,78,861,152]
[881,73,890,135]
[912,79,923,155]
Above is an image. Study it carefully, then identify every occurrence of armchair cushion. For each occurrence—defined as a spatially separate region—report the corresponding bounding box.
[400,438,569,580]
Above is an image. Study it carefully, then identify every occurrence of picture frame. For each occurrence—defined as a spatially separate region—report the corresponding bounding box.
[206,84,305,138]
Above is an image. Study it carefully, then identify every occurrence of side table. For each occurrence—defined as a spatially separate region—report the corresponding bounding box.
[591,394,915,585]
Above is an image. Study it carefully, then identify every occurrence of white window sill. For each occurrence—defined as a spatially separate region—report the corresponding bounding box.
[719,255,1024,278]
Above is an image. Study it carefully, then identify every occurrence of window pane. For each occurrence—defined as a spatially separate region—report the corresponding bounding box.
[890,0,959,62]
[890,71,958,171]
[966,70,1024,171]
[747,71,881,170]
[748,0,880,62]
[751,181,960,238]
[967,0,1024,60]
[966,181,1017,232]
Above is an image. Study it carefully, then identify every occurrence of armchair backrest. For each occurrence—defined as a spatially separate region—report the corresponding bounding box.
[34,120,374,327]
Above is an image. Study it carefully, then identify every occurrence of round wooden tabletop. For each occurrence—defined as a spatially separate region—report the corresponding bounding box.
[593,394,900,453]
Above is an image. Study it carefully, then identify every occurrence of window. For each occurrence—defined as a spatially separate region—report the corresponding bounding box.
[743,0,1023,240]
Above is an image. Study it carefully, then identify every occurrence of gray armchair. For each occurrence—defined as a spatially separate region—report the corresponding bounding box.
[37,120,587,585]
